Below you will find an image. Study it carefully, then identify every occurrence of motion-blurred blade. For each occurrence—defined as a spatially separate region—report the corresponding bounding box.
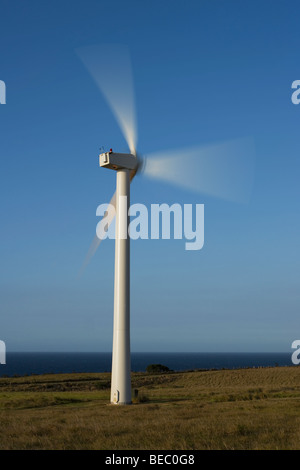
[79,192,116,276]
[76,44,137,154]
[79,170,138,275]
[142,137,255,203]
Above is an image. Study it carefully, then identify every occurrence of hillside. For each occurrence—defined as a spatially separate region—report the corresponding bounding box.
[0,366,299,449]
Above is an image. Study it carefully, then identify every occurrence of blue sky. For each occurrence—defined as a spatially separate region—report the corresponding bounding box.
[0,0,299,352]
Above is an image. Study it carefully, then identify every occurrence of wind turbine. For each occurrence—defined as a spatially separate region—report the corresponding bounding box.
[77,44,255,405]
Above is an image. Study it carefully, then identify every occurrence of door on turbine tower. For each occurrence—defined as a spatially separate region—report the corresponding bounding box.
[112,390,119,404]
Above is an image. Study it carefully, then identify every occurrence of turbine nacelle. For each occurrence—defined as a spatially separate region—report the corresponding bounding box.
[99,150,138,172]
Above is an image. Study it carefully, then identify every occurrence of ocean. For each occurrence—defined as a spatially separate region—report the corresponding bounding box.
[0,352,293,377]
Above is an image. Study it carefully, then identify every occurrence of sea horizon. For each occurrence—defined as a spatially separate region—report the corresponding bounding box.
[0,351,293,377]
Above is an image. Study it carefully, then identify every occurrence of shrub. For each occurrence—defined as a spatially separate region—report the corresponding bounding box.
[132,390,149,403]
[146,364,170,374]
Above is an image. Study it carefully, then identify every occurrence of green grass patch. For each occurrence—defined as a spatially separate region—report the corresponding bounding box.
[0,366,299,449]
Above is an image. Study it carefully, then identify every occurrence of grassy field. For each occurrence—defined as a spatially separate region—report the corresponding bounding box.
[0,366,299,450]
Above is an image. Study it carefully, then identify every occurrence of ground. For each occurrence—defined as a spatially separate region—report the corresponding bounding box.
[0,366,299,450]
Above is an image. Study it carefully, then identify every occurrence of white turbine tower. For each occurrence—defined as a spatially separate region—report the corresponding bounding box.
[99,150,137,404]
[77,44,255,405]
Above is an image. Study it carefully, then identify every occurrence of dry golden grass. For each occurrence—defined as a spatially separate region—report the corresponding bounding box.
[0,366,299,449]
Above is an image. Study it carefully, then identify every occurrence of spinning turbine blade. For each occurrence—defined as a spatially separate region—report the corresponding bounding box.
[79,191,116,276]
[76,44,137,154]
[143,137,255,203]
[79,170,138,275]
